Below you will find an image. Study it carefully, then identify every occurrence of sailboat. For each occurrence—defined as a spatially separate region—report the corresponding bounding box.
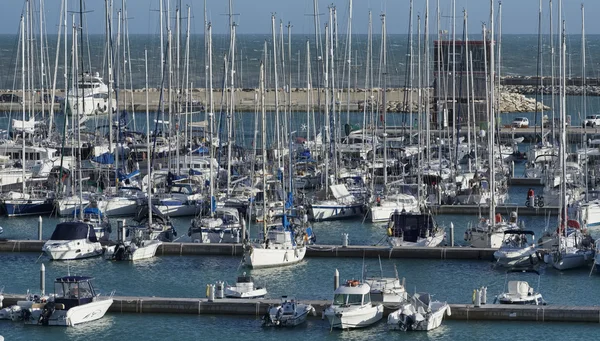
[104,49,165,261]
[545,17,595,271]
[243,61,307,269]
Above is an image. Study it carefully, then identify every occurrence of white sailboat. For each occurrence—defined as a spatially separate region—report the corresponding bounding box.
[243,61,307,269]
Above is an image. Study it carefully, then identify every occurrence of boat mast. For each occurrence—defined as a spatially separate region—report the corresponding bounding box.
[560,18,566,234]
[306,40,311,144]
[227,1,236,196]
[39,0,45,122]
[260,61,267,242]
[489,0,496,226]
[74,18,83,220]
[381,13,388,188]
[324,22,330,198]
[208,22,215,217]
[345,0,352,126]
[145,49,152,226]
[582,4,587,202]
[20,15,25,195]
[272,14,281,170]
[425,0,431,167]
[417,14,422,205]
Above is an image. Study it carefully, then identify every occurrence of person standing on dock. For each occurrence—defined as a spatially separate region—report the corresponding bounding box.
[526,188,535,207]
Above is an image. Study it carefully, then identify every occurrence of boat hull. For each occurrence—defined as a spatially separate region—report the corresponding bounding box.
[42,240,104,260]
[21,298,113,326]
[324,304,383,329]
[387,304,449,331]
[3,200,54,217]
[309,203,364,221]
[244,246,306,269]
[105,240,162,261]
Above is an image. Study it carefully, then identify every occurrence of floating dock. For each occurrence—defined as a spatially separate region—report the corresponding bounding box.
[429,204,558,216]
[0,240,497,260]
[508,177,543,186]
[2,294,599,323]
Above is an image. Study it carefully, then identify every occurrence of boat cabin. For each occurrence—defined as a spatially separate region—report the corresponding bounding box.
[388,212,436,243]
[332,281,371,307]
[54,276,97,310]
[49,221,98,242]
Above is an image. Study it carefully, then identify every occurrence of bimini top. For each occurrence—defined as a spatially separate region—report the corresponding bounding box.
[49,221,98,242]
[334,281,370,295]
[55,276,94,283]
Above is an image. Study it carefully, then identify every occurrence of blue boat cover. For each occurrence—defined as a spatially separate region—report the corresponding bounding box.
[73,207,103,218]
[92,152,115,165]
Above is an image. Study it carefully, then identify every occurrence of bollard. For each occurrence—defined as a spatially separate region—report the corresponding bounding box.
[342,233,349,247]
[511,161,515,178]
[334,269,339,290]
[449,222,455,247]
[474,289,481,307]
[481,286,487,305]
[40,263,45,296]
[208,284,215,302]
[38,216,43,240]
[215,281,224,299]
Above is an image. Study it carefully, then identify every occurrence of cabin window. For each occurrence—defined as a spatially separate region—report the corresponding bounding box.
[333,294,364,306]
[54,282,66,297]
[36,153,40,160]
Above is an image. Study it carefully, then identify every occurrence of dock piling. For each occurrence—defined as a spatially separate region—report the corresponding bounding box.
[334,269,339,290]
[117,220,125,242]
[341,233,348,247]
[37,216,42,240]
[40,263,45,296]
[449,222,455,247]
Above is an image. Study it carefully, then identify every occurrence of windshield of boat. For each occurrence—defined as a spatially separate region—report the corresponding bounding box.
[333,293,365,306]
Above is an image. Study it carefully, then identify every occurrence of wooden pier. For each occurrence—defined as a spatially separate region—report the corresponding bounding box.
[2,294,599,323]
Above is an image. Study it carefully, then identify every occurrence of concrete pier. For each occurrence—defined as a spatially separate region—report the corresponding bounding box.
[0,240,498,260]
[1,294,599,323]
[429,204,558,216]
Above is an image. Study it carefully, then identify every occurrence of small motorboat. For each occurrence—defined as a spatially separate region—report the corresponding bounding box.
[224,273,267,299]
[494,230,539,267]
[0,226,3,234]
[495,268,545,305]
[0,276,113,326]
[324,279,383,329]
[364,263,407,305]
[387,210,445,247]
[262,296,316,327]
[387,292,451,331]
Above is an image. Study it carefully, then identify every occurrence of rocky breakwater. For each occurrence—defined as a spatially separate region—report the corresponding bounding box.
[497,90,551,113]
[503,84,600,97]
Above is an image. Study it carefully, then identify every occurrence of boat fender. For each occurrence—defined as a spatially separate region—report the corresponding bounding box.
[294,248,299,258]
[536,251,543,262]
[387,228,393,237]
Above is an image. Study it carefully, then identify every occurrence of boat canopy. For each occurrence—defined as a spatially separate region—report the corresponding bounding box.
[50,222,98,242]
[73,207,103,219]
[55,275,94,283]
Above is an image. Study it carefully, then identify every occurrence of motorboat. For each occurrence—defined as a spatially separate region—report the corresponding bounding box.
[62,72,116,117]
[495,268,545,305]
[364,266,407,305]
[244,214,311,269]
[494,230,539,267]
[224,273,267,299]
[104,226,163,261]
[387,292,451,331]
[189,207,245,243]
[262,296,316,327]
[42,221,104,260]
[324,279,383,329]
[387,210,445,247]
[0,276,112,326]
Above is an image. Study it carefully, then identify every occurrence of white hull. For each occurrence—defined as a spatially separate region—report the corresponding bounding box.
[580,201,600,228]
[98,197,138,217]
[22,298,113,326]
[387,303,449,331]
[369,202,418,223]
[156,203,200,217]
[388,233,445,248]
[64,96,117,117]
[224,287,267,299]
[42,239,104,260]
[324,304,383,329]
[494,247,539,267]
[244,246,306,268]
[465,230,506,249]
[309,203,364,221]
[193,230,242,244]
[549,249,594,270]
[56,197,90,216]
[105,240,162,261]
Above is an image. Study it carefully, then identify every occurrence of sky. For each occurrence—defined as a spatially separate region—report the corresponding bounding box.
[0,0,598,36]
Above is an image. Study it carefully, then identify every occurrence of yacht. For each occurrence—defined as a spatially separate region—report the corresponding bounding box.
[464,212,520,249]
[104,226,162,261]
[368,193,419,223]
[42,221,104,260]
[324,279,383,329]
[62,72,116,117]
[364,266,407,305]
[308,184,365,221]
